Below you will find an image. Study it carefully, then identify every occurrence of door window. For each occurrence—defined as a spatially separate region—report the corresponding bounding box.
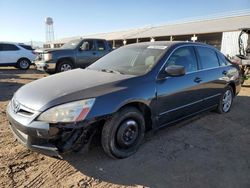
[1,44,19,51]
[83,40,95,51]
[165,46,198,73]
[196,47,219,69]
[96,40,106,51]
[217,52,230,66]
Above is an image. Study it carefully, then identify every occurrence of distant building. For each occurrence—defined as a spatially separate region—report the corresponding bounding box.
[44,11,250,57]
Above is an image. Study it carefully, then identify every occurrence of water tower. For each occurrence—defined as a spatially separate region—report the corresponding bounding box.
[45,17,55,42]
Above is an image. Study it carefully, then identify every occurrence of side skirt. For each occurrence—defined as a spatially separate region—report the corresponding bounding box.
[156,104,218,129]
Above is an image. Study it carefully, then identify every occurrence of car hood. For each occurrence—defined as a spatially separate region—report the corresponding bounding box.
[15,69,135,111]
[40,48,72,53]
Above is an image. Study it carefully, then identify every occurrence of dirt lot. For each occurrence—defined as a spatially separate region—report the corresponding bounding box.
[0,67,250,188]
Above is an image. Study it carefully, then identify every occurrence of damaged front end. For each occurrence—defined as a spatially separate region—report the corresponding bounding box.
[8,112,101,159]
[6,98,105,159]
[52,121,99,155]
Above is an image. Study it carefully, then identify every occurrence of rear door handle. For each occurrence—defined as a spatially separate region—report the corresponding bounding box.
[194,77,202,83]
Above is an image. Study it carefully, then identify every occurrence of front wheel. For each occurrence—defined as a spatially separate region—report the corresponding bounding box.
[56,60,74,72]
[217,86,234,114]
[101,107,145,159]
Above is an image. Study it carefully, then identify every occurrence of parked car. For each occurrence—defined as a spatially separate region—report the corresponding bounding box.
[0,42,36,70]
[7,41,241,159]
[35,38,112,73]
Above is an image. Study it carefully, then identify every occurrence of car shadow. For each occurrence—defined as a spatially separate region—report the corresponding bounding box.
[0,67,47,102]
[64,95,250,188]
[0,81,24,101]
[0,67,45,79]
[64,123,190,187]
[63,115,209,187]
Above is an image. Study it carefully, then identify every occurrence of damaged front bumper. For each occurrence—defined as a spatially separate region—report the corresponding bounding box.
[6,103,99,159]
[35,60,56,73]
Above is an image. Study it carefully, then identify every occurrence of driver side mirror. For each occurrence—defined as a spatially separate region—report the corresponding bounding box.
[80,42,90,51]
[165,65,185,77]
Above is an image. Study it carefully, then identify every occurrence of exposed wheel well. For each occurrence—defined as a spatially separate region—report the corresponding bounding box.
[118,102,153,131]
[56,58,75,70]
[228,82,236,96]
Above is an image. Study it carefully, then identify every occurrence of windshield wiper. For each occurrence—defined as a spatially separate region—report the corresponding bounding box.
[101,69,123,74]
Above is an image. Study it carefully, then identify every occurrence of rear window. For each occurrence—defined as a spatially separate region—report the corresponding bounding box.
[19,44,33,50]
[217,52,230,66]
[196,46,219,69]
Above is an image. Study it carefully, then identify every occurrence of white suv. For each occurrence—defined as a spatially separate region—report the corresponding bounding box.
[0,42,37,70]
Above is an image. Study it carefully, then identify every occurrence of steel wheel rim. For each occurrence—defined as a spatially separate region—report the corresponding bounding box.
[61,64,72,72]
[19,60,29,69]
[222,90,232,112]
[116,119,139,148]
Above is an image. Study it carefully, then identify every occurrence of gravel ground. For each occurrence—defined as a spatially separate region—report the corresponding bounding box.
[0,67,250,188]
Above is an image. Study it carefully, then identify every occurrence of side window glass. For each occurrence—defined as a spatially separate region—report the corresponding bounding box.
[217,53,229,66]
[0,44,3,51]
[2,44,19,51]
[97,40,106,51]
[166,46,198,73]
[196,47,219,69]
[83,40,95,51]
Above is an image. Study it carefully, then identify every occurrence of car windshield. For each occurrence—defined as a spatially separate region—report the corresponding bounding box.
[87,45,167,75]
[60,39,81,49]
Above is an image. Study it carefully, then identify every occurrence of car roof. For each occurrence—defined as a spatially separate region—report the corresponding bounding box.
[124,41,216,51]
[0,42,32,46]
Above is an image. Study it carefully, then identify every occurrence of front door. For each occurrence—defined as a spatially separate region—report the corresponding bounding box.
[156,46,205,126]
[76,40,98,68]
[0,44,20,65]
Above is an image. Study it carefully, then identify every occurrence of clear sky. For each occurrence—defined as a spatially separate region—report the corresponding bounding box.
[0,0,249,42]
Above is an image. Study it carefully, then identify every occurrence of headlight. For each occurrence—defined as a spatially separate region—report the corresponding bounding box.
[37,98,95,123]
[44,53,52,61]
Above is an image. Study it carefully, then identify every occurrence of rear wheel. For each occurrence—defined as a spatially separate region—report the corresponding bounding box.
[56,60,74,72]
[101,107,145,159]
[17,58,30,70]
[217,86,234,114]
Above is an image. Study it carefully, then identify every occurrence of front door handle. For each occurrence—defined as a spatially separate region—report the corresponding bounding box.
[93,52,96,55]
[194,77,202,83]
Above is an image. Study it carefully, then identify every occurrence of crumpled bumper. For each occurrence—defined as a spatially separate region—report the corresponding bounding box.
[6,103,98,158]
[35,60,56,72]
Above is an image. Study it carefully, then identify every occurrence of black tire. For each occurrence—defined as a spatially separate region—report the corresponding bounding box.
[56,60,74,73]
[101,107,145,159]
[17,58,30,70]
[240,67,245,85]
[217,85,234,114]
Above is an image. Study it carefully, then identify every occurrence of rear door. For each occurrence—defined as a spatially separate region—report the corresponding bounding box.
[195,46,227,107]
[95,40,110,59]
[156,46,205,126]
[76,39,98,68]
